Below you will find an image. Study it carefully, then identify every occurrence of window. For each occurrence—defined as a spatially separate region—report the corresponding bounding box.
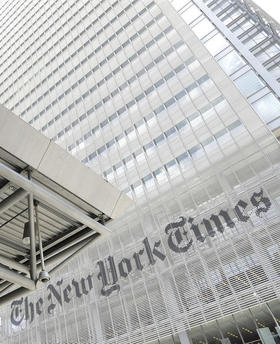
[125,127,136,141]
[133,180,145,197]
[234,70,264,97]
[189,144,203,159]
[89,152,97,160]
[177,152,189,169]
[176,120,187,131]
[228,120,242,131]
[175,90,186,100]
[144,142,155,155]
[106,140,115,149]
[172,0,186,11]
[204,33,229,56]
[192,18,215,39]
[252,93,280,124]
[116,134,126,147]
[153,168,168,184]
[143,174,155,190]
[146,114,157,128]
[135,119,146,135]
[134,149,145,164]
[124,156,134,169]
[165,160,180,178]
[154,134,165,146]
[113,163,125,177]
[218,50,245,75]
[105,168,114,182]
[181,5,201,24]
[97,146,106,156]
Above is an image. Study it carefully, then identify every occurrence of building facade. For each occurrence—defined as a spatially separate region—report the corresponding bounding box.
[0,0,280,343]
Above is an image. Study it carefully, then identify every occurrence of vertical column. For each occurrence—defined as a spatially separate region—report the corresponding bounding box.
[179,330,192,344]
[217,319,232,344]
[27,170,37,281]
[257,328,276,344]
[249,308,276,344]
[232,314,245,344]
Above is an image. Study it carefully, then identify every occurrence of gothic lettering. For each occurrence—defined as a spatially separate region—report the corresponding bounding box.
[86,274,94,291]
[234,199,249,222]
[24,297,34,323]
[11,298,24,326]
[133,249,144,270]
[9,188,273,323]
[143,237,166,265]
[81,277,90,295]
[97,256,120,297]
[63,285,72,303]
[47,279,63,314]
[72,279,82,298]
[188,217,205,242]
[250,189,271,217]
[36,298,43,316]
[201,218,215,237]
[165,217,193,253]
[118,258,132,278]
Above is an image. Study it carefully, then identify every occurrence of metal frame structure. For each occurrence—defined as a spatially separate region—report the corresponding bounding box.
[192,0,280,98]
[0,105,132,306]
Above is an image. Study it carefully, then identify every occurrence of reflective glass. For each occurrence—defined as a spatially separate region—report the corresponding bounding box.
[252,93,280,124]
[171,0,187,11]
[218,50,245,75]
[181,5,201,24]
[204,33,229,56]
[192,18,215,39]
[234,70,264,97]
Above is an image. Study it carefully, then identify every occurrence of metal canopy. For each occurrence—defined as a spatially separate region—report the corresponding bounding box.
[0,105,133,305]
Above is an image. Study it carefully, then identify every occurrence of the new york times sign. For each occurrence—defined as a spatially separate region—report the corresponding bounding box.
[10,189,271,326]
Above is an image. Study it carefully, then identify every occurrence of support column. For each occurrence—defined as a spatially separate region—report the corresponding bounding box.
[217,319,232,344]
[179,330,192,344]
[27,170,37,281]
[232,314,245,344]
[257,328,276,344]
[265,302,280,332]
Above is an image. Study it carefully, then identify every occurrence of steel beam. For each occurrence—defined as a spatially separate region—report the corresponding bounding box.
[0,264,35,290]
[0,237,27,255]
[0,161,111,235]
[43,233,99,269]
[0,287,31,307]
[0,235,100,298]
[27,172,37,281]
[41,229,97,262]
[34,202,46,271]
[0,188,27,215]
[49,234,100,275]
[0,255,29,274]
[0,281,12,293]
[0,234,101,305]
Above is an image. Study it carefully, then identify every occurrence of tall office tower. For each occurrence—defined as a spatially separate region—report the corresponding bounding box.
[171,0,280,140]
[0,1,280,344]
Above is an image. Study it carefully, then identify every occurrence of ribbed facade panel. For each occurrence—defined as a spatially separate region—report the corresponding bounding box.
[0,0,280,343]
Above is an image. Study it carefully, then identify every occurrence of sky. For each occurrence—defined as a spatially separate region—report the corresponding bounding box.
[253,0,280,24]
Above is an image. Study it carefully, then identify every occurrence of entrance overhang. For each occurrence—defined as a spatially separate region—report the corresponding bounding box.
[0,105,133,305]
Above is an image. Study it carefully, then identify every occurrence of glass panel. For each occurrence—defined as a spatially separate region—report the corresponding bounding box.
[204,33,229,56]
[192,18,215,39]
[218,50,245,75]
[268,117,280,131]
[171,0,188,11]
[252,93,280,124]
[234,70,264,97]
[181,5,201,24]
